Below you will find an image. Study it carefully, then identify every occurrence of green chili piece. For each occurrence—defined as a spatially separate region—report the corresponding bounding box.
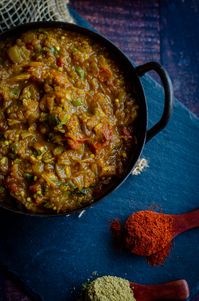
[8,45,30,64]
[72,98,83,107]
[69,181,76,190]
[49,46,60,56]
[49,47,56,55]
[72,47,78,52]
[75,66,85,80]
[10,144,17,155]
[62,180,76,191]
[24,173,34,181]
[51,179,62,187]
[8,46,22,63]
[36,149,43,156]
[60,114,70,125]
[0,185,5,193]
[33,149,43,157]
[48,115,60,126]
[53,146,64,156]
[74,188,90,195]
[11,86,21,97]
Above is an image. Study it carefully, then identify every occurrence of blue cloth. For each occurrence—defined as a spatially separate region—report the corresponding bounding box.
[0,9,199,301]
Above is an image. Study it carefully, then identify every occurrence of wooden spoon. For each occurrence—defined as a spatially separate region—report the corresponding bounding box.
[131,209,199,257]
[151,209,199,256]
[131,279,190,301]
[147,209,199,262]
[172,209,199,237]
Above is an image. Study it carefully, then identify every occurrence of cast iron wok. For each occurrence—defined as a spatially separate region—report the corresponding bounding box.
[0,22,173,216]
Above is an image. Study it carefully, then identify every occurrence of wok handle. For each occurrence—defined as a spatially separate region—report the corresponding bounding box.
[135,62,173,142]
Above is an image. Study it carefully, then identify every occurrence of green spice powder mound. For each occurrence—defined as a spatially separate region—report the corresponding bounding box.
[84,276,136,301]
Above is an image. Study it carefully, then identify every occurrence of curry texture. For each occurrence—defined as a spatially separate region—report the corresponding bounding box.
[0,28,138,213]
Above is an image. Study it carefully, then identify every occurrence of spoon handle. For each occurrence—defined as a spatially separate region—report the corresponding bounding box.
[131,280,189,301]
[173,209,199,236]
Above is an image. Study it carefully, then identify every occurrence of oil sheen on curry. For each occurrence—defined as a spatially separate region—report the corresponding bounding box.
[0,28,138,213]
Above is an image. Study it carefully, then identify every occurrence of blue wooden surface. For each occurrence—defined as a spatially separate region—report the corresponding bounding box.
[1,5,199,301]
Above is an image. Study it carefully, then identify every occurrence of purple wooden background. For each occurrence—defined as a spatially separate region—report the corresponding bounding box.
[1,0,199,300]
[72,0,199,116]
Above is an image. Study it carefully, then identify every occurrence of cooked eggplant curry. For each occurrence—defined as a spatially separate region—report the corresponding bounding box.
[0,28,138,213]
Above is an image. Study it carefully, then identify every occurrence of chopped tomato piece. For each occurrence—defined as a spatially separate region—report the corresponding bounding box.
[100,66,112,77]
[89,141,107,153]
[67,137,82,150]
[56,57,63,67]
[26,43,33,50]
[10,183,18,193]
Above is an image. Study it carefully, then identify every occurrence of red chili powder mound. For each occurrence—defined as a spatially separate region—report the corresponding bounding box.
[111,210,174,266]
[147,243,172,266]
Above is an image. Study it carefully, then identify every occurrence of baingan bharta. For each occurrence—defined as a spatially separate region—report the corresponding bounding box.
[0,28,138,213]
